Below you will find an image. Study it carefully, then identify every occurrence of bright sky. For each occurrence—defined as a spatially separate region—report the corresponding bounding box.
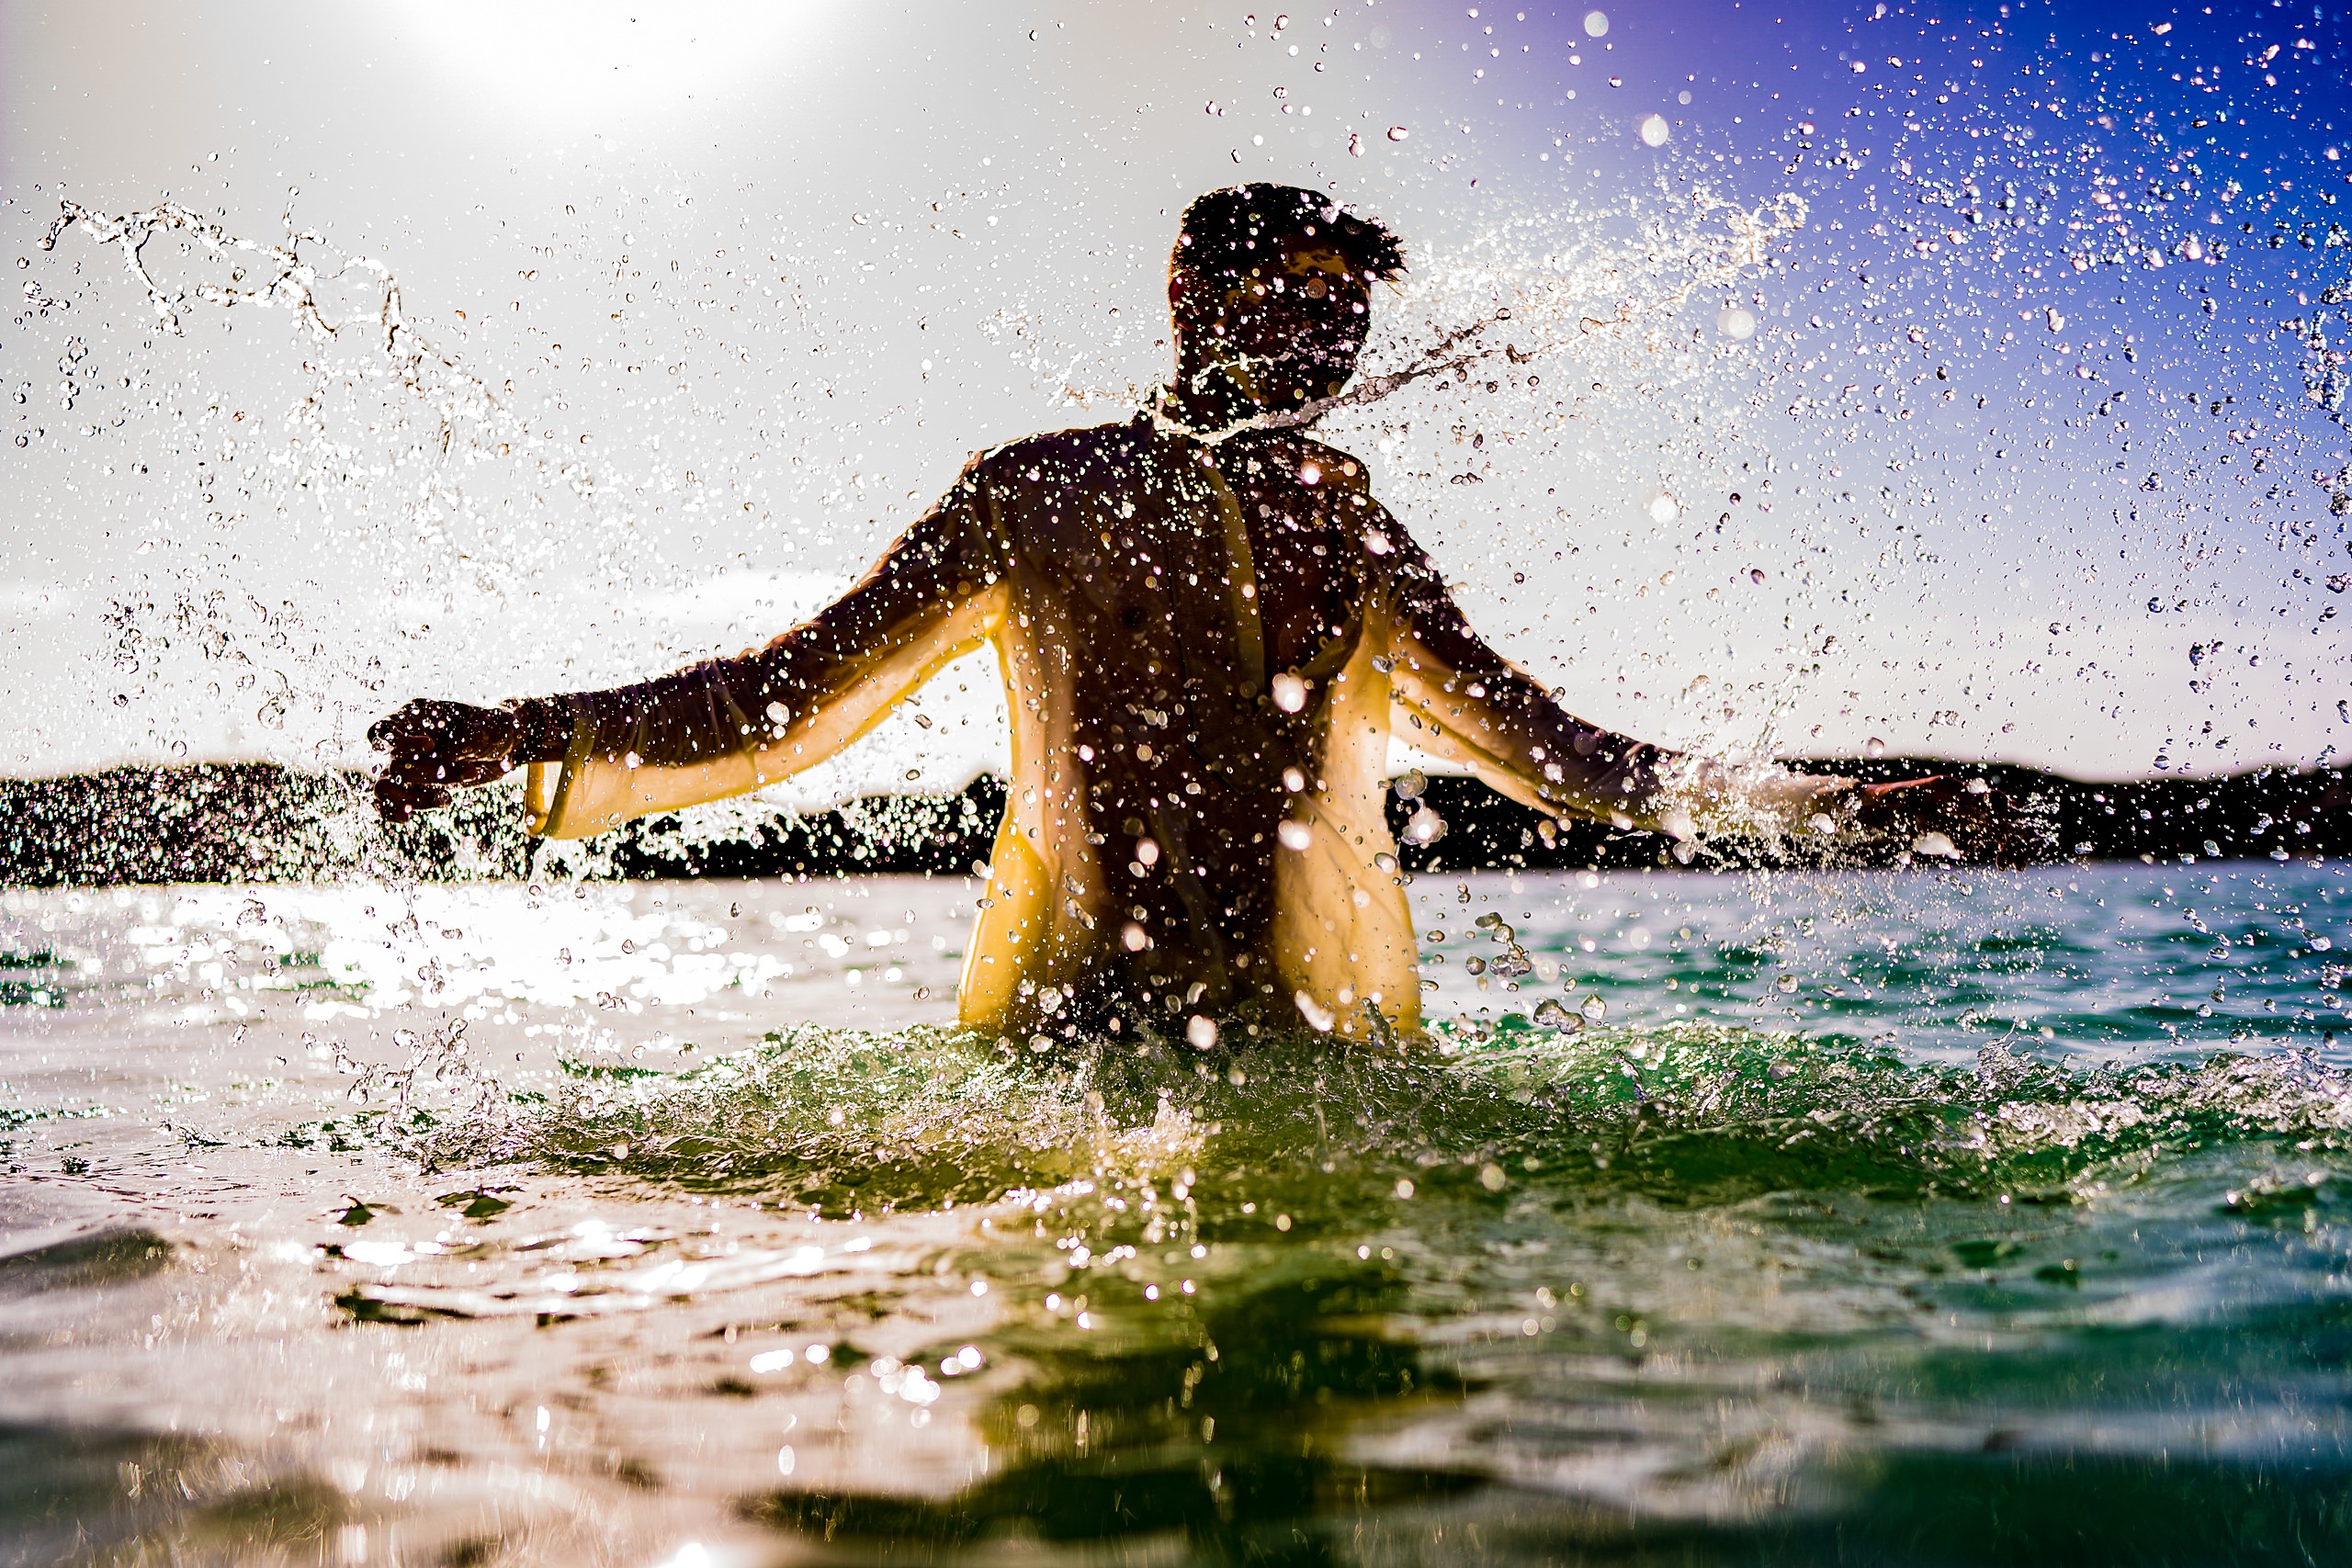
[3,0,2346,800]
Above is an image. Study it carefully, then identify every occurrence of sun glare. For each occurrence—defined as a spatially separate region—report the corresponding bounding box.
[379,1,831,122]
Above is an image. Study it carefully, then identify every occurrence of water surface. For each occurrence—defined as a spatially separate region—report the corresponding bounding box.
[5,862,2350,1565]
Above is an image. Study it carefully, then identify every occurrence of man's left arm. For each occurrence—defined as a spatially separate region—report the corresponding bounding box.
[1365,506,1988,853]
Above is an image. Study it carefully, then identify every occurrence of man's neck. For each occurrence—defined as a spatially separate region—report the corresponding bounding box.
[1165,361,1266,434]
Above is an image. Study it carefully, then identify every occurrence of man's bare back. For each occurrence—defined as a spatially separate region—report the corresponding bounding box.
[371,186,1988,1044]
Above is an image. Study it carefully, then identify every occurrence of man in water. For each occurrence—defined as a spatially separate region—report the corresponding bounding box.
[372,184,1985,1043]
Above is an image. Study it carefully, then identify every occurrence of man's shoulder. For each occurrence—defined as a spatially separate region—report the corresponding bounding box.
[1244,431,1382,517]
[967,416,1157,481]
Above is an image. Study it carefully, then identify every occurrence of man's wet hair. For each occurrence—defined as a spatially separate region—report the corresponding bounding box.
[1173,184,1407,285]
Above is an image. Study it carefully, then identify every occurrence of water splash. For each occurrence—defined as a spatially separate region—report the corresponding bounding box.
[1193,189,1808,443]
[37,199,538,536]
[329,1009,2352,1235]
[45,201,417,356]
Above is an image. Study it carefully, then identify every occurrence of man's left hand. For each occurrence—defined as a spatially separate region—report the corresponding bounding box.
[1841,774,2044,866]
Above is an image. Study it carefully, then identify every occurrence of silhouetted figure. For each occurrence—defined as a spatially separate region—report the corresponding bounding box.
[373,186,1981,1042]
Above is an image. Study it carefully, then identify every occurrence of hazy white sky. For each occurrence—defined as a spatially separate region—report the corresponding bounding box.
[5,0,2346,797]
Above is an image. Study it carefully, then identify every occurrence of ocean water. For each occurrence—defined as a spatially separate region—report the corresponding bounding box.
[4,860,2350,1566]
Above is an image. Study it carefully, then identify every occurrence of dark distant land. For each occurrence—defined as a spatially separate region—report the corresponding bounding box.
[0,759,2341,886]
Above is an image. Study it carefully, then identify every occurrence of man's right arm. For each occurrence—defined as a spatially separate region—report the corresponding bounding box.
[373,458,1011,833]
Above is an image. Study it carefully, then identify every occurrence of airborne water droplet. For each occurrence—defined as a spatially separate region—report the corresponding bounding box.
[1532,998,1583,1032]
[1638,114,1670,148]
[1865,737,1887,759]
[1579,994,1607,1021]
[1582,8,1610,37]
[1386,126,1410,142]
[1714,304,1758,340]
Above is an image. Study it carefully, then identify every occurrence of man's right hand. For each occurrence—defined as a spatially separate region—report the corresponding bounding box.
[368,699,525,824]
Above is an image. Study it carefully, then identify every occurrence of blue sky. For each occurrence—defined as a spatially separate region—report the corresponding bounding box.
[2,0,2345,792]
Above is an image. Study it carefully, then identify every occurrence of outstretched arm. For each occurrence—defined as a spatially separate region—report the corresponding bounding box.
[373,461,1010,835]
[1372,513,1841,844]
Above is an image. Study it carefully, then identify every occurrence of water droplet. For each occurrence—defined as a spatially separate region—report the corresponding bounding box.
[1714,304,1758,340]
[1403,806,1447,845]
[1532,998,1583,1032]
[1638,114,1671,148]
[1277,819,1314,852]
[1582,8,1610,37]
[1465,956,1488,976]
[1749,567,1768,584]
[1394,770,1427,801]
[1386,125,1410,141]
[1864,737,1887,759]
[1776,973,1799,993]
[1579,994,1608,1021]
[1271,671,1307,712]
[1186,1015,1218,1049]
[1646,491,1679,523]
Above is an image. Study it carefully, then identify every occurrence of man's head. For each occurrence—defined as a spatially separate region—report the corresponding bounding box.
[1169,185,1405,415]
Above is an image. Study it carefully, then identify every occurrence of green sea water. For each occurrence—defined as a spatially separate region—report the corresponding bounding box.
[4,861,2349,1565]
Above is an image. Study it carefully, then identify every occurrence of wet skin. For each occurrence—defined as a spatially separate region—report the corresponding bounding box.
[373,232,2001,1041]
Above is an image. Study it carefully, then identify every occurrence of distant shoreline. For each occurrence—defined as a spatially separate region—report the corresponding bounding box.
[0,760,2341,886]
